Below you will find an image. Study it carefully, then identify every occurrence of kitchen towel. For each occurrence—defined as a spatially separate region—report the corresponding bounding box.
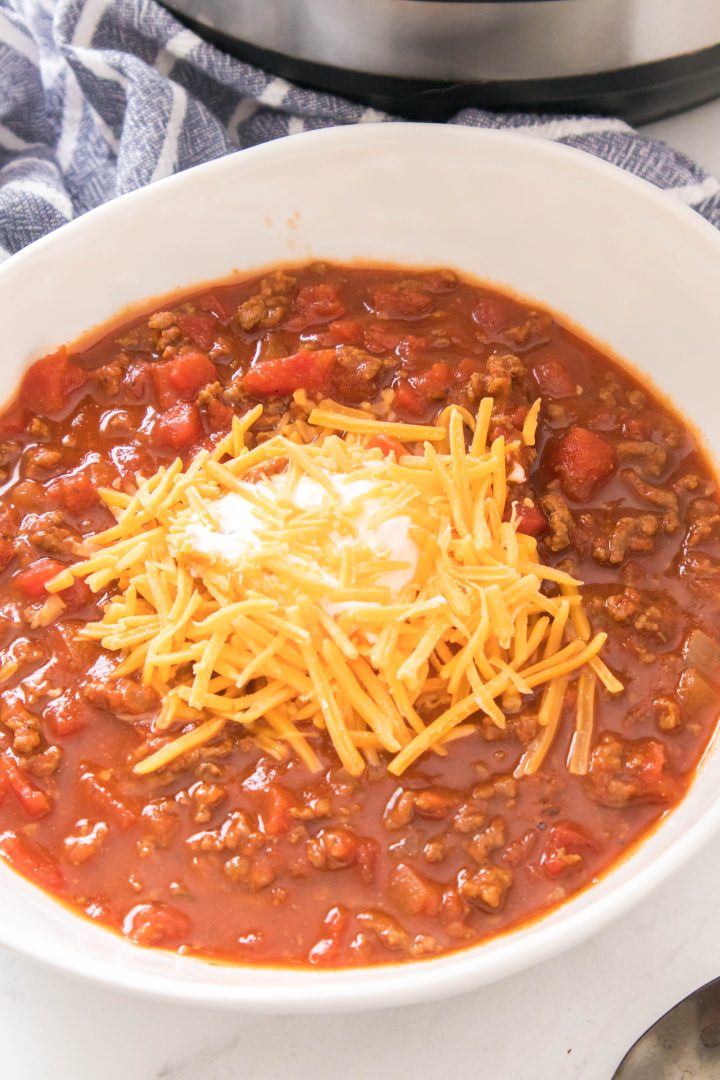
[1,0,720,261]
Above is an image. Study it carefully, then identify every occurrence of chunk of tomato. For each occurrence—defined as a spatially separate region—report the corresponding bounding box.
[472,295,517,336]
[370,285,433,320]
[243,348,336,396]
[176,313,218,351]
[367,434,406,459]
[324,319,363,346]
[411,361,452,401]
[506,500,548,536]
[151,350,216,409]
[48,469,96,514]
[284,284,346,331]
[544,426,616,502]
[16,558,67,598]
[150,403,203,450]
[0,757,51,818]
[393,378,426,418]
[20,348,86,416]
[0,831,64,890]
[540,822,596,879]
[533,359,577,399]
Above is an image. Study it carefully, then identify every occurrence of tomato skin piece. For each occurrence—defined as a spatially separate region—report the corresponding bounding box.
[367,434,406,459]
[243,349,336,396]
[0,757,51,818]
[151,403,203,450]
[16,558,67,598]
[506,500,548,536]
[20,348,86,416]
[540,822,596,879]
[0,831,64,890]
[545,426,616,502]
[533,359,577,399]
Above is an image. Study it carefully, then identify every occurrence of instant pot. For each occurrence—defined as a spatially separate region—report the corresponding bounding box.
[164,0,720,123]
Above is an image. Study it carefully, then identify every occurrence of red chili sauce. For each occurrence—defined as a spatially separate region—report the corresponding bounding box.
[0,263,718,967]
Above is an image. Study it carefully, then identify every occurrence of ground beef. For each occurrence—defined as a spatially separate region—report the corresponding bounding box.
[621,468,679,532]
[457,863,513,911]
[592,514,659,564]
[83,676,160,716]
[540,493,574,552]
[615,440,667,477]
[26,511,73,554]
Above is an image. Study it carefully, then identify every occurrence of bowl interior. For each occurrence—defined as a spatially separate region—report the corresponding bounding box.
[1,124,720,1010]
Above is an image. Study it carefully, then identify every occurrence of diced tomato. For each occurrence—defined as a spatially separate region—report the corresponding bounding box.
[370,285,433,320]
[151,350,216,410]
[206,397,234,432]
[60,578,93,612]
[472,295,517,336]
[243,348,336,396]
[364,324,401,354]
[16,558,67,598]
[80,767,139,829]
[284,284,347,332]
[44,691,86,737]
[308,905,349,966]
[0,831,64,890]
[176,313,218,352]
[123,901,192,946]
[324,319,363,346]
[260,784,294,837]
[367,434,406,459]
[0,406,27,437]
[410,361,452,401]
[20,348,86,416]
[48,468,96,514]
[389,863,440,917]
[506,500,548,536]
[533,359,577,399]
[0,756,51,818]
[544,426,616,501]
[0,539,14,573]
[151,403,203,450]
[393,378,427,418]
[453,357,484,383]
[540,822,596,879]
[111,442,155,481]
[198,291,234,320]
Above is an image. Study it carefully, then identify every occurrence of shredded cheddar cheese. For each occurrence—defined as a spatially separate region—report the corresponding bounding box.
[52,396,622,778]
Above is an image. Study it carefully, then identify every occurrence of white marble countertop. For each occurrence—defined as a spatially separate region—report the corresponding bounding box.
[2,101,720,1080]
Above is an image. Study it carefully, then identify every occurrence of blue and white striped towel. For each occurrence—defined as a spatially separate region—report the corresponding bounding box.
[1,0,720,262]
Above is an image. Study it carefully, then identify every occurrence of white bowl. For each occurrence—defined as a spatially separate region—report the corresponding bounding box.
[1,124,720,1012]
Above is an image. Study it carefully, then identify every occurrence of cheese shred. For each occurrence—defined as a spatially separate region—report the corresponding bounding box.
[60,397,621,778]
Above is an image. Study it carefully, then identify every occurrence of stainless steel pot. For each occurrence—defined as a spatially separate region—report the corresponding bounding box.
[164,0,720,122]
